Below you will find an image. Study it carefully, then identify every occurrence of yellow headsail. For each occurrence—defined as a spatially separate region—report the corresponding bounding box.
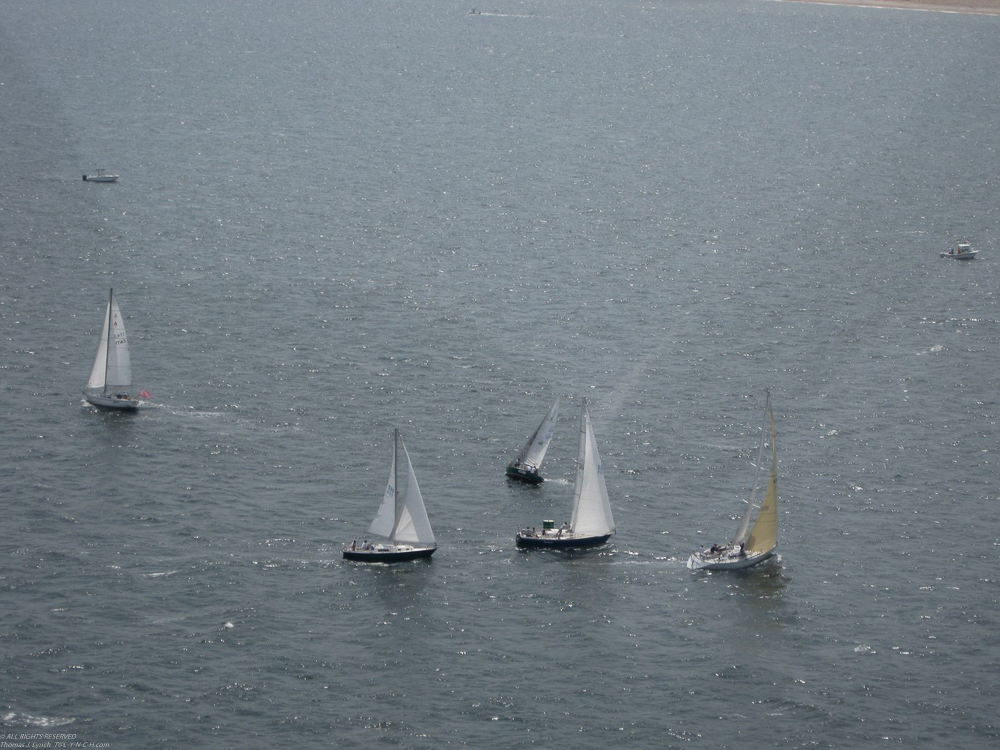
[744,402,777,554]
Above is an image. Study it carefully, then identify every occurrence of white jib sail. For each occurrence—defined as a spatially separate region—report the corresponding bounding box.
[516,397,559,468]
[86,290,132,392]
[569,401,615,537]
[390,440,435,546]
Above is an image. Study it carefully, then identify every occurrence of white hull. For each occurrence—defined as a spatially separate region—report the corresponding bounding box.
[84,391,139,410]
[687,547,775,571]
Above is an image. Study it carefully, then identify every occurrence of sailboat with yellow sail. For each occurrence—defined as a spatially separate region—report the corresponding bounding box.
[687,393,778,571]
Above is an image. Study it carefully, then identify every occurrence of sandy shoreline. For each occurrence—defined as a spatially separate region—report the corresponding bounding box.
[781,0,1000,14]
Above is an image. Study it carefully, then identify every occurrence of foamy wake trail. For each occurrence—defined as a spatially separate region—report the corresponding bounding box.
[1,711,76,727]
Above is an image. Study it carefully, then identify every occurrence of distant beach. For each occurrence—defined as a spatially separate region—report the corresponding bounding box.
[783,0,1000,14]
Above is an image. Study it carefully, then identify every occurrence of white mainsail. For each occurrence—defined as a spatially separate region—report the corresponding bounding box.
[392,441,435,545]
[85,289,132,393]
[367,429,435,546]
[569,400,615,537]
[514,397,559,469]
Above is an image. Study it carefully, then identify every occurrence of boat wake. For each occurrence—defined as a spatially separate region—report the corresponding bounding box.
[148,614,190,625]
[649,555,690,565]
[168,407,226,418]
[1,711,76,728]
[160,405,266,427]
[470,12,535,18]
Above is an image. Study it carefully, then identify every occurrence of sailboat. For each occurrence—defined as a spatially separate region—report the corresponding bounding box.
[506,396,559,484]
[343,428,437,562]
[516,399,615,549]
[687,393,778,571]
[83,288,140,410]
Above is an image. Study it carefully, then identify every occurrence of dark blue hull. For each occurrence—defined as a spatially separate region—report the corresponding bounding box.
[515,532,612,549]
[342,546,436,563]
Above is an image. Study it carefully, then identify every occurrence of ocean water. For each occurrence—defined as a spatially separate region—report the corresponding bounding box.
[1,0,998,747]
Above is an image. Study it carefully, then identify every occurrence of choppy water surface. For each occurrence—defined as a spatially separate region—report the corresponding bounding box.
[1,0,998,746]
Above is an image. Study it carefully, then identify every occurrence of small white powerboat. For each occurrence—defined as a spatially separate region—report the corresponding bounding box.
[940,242,978,260]
[83,170,119,183]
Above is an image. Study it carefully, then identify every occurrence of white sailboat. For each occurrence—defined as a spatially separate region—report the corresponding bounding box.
[687,393,778,571]
[516,399,615,549]
[506,396,559,483]
[83,288,140,410]
[344,428,437,562]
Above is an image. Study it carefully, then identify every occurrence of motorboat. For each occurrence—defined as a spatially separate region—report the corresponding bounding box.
[940,242,978,260]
